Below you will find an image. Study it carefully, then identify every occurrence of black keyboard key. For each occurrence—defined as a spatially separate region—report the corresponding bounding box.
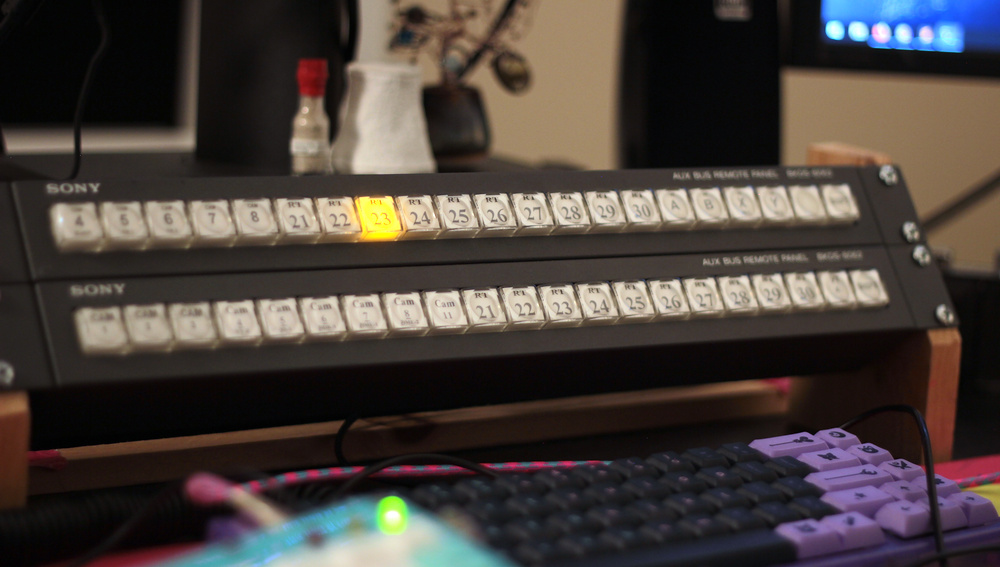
[646,451,695,473]
[533,468,583,490]
[409,482,469,509]
[626,499,679,523]
[696,466,744,489]
[569,464,623,486]
[702,487,752,510]
[505,493,557,517]
[502,517,560,544]
[465,498,516,524]
[660,471,708,493]
[555,533,616,558]
[610,457,661,479]
[638,520,690,545]
[732,461,780,483]
[789,495,837,520]
[622,477,673,500]
[716,507,769,532]
[586,504,644,529]
[512,540,568,565]
[584,482,636,506]
[545,487,596,511]
[681,447,730,469]
[678,514,732,538]
[497,474,547,496]
[598,526,646,551]
[737,481,786,505]
[455,477,511,501]
[719,442,766,464]
[765,455,813,478]
[773,476,823,499]
[545,510,602,537]
[665,492,716,516]
[753,501,803,527]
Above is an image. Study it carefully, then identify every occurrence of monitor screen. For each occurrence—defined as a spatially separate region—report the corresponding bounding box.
[787,0,1000,78]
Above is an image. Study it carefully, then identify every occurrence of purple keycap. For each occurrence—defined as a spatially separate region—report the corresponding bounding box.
[820,512,886,550]
[947,492,1000,526]
[804,464,893,492]
[909,474,960,498]
[880,480,926,502]
[846,443,893,465]
[750,432,830,459]
[815,428,861,450]
[917,497,968,531]
[874,500,931,538]
[798,448,862,472]
[820,485,895,517]
[879,459,924,482]
[775,519,845,558]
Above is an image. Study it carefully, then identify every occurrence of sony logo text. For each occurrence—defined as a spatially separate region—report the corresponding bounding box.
[46,183,100,195]
[70,283,126,298]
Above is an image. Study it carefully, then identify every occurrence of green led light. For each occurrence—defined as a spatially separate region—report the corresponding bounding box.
[376,496,409,535]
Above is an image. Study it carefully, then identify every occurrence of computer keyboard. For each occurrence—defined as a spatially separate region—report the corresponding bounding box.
[394,429,1000,567]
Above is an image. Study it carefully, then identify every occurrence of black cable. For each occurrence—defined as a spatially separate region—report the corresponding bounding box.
[454,0,518,82]
[330,453,500,502]
[0,119,6,155]
[902,542,1000,567]
[66,0,109,181]
[334,414,359,467]
[839,404,946,565]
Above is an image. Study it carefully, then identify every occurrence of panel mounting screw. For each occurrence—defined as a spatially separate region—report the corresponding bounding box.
[878,165,899,187]
[0,361,14,388]
[912,245,932,267]
[901,221,922,243]
[935,304,957,326]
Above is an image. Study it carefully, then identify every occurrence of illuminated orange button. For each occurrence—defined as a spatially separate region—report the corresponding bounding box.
[356,196,402,241]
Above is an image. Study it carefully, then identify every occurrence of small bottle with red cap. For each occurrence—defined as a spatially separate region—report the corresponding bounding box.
[290,58,333,175]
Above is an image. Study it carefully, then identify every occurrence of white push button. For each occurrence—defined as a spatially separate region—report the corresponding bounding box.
[257,298,306,342]
[500,286,547,330]
[689,188,729,227]
[752,274,792,312]
[75,306,129,355]
[214,300,262,345]
[397,195,442,239]
[789,185,828,224]
[850,269,890,308]
[510,192,555,235]
[145,200,193,248]
[422,290,469,334]
[655,189,697,229]
[189,200,237,246]
[683,277,726,317]
[315,197,362,242]
[723,186,762,227]
[785,272,826,310]
[548,192,591,234]
[436,194,481,238]
[718,275,760,315]
[100,202,149,249]
[474,193,518,237]
[383,291,429,336]
[620,190,662,231]
[168,302,218,349]
[341,294,389,338]
[232,199,279,244]
[123,304,173,351]
[51,203,104,252]
[274,198,321,243]
[647,279,691,320]
[538,284,584,327]
[576,282,620,325]
[757,186,795,225]
[822,184,860,224]
[584,191,627,232]
[818,271,858,309]
[299,296,347,340]
[613,280,657,322]
[462,288,508,332]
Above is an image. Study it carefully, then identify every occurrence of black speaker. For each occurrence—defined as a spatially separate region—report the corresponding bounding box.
[619,0,781,169]
[196,1,355,170]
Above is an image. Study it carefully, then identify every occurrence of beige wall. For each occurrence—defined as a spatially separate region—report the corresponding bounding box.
[475,1,1000,268]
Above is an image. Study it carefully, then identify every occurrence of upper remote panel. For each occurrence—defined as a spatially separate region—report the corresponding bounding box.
[11,166,916,280]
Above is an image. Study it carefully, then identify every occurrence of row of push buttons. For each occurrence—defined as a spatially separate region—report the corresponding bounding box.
[74,269,889,355]
[50,184,860,252]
